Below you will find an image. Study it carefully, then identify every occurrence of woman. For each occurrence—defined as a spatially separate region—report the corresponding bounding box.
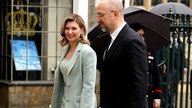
[51,13,97,108]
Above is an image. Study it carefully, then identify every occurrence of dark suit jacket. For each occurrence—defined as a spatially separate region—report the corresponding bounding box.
[170,40,186,93]
[100,24,148,108]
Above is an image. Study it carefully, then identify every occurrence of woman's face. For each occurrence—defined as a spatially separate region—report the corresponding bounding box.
[65,21,83,43]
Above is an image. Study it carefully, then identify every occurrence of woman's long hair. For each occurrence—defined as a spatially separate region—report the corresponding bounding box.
[59,13,90,46]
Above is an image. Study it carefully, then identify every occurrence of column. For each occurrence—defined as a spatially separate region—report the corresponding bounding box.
[190,0,192,8]
[124,0,130,8]
[162,0,168,3]
[144,0,151,11]
[73,0,88,29]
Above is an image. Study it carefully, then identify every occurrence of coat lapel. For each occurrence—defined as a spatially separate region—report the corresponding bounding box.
[106,24,129,58]
[67,42,81,76]
[59,44,70,65]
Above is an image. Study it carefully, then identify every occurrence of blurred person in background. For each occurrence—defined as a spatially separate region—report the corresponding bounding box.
[168,30,187,108]
[130,23,162,108]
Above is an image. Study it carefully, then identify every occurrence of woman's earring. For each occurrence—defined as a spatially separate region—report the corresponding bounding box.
[79,34,82,41]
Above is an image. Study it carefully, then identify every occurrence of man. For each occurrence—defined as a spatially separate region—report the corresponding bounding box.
[96,0,148,108]
[130,23,162,108]
[169,31,187,108]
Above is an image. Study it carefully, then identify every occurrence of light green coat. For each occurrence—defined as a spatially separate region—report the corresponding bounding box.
[51,42,97,108]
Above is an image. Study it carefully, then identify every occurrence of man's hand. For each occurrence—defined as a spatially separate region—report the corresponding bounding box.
[153,99,161,108]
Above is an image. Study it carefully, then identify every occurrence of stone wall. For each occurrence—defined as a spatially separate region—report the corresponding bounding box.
[0,81,53,108]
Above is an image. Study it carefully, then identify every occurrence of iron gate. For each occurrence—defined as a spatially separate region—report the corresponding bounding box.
[156,11,192,108]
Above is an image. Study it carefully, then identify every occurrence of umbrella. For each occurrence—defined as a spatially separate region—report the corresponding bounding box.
[88,23,110,69]
[123,6,170,52]
[88,6,171,51]
[150,2,192,15]
[88,6,171,68]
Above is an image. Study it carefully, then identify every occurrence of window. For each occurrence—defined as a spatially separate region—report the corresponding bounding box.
[0,0,72,81]
[152,0,161,6]
[168,0,176,2]
[134,0,143,6]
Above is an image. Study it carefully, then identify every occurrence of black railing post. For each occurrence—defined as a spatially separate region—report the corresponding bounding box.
[157,6,192,108]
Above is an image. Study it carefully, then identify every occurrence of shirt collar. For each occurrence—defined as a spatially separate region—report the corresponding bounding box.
[110,22,126,41]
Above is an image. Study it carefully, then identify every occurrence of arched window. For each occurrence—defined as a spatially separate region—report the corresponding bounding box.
[134,0,143,6]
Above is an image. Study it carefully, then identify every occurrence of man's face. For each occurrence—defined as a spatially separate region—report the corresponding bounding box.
[137,29,145,40]
[96,4,114,32]
[170,33,178,48]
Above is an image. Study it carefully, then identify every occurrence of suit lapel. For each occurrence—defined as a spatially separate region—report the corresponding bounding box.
[106,24,129,58]
[67,42,81,76]
[58,44,70,66]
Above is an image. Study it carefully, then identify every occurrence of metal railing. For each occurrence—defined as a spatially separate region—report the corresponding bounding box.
[156,12,192,108]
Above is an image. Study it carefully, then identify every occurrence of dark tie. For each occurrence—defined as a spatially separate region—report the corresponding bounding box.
[104,36,112,60]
